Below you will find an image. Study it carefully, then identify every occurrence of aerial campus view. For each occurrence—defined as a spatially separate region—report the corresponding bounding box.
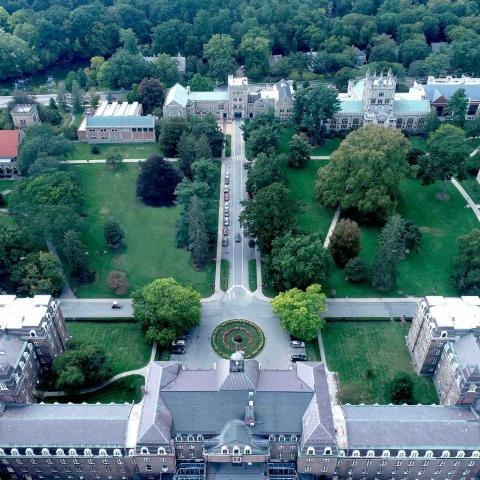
[1,1,480,480]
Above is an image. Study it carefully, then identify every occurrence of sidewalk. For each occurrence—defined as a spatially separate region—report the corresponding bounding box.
[451,177,480,222]
[60,158,178,164]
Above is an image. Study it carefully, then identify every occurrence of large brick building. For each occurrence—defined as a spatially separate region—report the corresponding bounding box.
[0,295,67,404]
[77,102,155,144]
[1,346,480,480]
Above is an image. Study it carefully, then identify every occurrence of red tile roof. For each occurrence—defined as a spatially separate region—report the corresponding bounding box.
[0,130,19,158]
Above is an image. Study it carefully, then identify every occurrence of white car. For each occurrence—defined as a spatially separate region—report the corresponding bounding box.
[225,171,230,179]
[291,341,305,348]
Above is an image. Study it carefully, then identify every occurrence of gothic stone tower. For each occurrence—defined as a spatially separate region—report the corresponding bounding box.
[362,69,397,127]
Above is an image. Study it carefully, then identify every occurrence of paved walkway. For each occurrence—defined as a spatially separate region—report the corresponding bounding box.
[451,178,480,222]
[45,239,76,299]
[310,155,330,160]
[323,205,341,249]
[60,158,178,164]
[42,343,157,398]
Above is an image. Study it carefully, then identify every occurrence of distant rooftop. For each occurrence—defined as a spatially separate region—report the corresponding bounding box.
[94,101,142,117]
[0,334,26,379]
[0,295,52,331]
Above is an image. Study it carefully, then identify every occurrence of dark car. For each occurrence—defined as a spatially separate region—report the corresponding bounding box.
[222,238,229,247]
[223,227,229,236]
[234,233,241,242]
[290,354,308,362]
[171,345,185,355]
[224,193,230,201]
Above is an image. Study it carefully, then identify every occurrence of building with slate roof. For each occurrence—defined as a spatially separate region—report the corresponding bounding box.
[77,101,155,144]
[163,76,294,121]
[2,344,480,480]
[331,70,431,134]
[410,76,480,119]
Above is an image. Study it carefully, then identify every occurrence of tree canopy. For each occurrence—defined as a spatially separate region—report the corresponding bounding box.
[272,284,327,340]
[316,125,409,222]
[451,229,480,295]
[132,277,201,346]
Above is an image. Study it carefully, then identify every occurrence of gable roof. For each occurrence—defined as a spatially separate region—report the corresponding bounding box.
[423,84,480,102]
[0,130,19,159]
[164,83,189,107]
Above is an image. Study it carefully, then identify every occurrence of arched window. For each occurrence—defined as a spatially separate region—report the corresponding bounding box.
[338,450,345,457]
[221,447,229,454]
[279,435,285,442]
[324,448,332,456]
[158,448,166,455]
[457,451,465,458]
[41,449,50,456]
[11,449,19,456]
[84,449,93,456]
[352,450,360,457]
[382,450,391,458]
[398,450,406,458]
[99,449,107,456]
[441,451,450,458]
[29,330,36,337]
[68,449,77,456]
[233,446,240,455]
[128,449,135,456]
[56,449,64,456]
[113,449,122,457]
[472,451,480,458]
[244,446,252,455]
[441,331,448,338]
[307,447,315,456]
[411,450,418,458]
[187,435,194,442]
[425,451,433,458]
[25,449,34,456]
[367,450,375,457]
[19,361,25,370]
[140,447,149,455]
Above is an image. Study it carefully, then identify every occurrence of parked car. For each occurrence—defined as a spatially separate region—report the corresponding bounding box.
[224,209,229,217]
[223,186,229,193]
[235,233,241,242]
[224,217,230,226]
[222,238,229,247]
[290,354,308,362]
[111,301,121,309]
[225,177,230,185]
[224,205,229,213]
[291,341,305,348]
[171,345,185,355]
[225,171,230,179]
[224,193,230,201]
[172,339,186,347]
[223,227,229,236]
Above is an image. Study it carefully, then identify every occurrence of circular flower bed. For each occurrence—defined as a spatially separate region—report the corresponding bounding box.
[211,319,265,359]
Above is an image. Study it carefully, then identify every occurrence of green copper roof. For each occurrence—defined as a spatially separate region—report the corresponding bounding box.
[392,100,431,114]
[338,100,364,114]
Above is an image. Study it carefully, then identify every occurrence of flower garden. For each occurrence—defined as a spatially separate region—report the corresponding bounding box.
[211,319,265,359]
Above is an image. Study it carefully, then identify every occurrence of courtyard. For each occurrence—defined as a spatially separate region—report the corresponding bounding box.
[322,320,438,405]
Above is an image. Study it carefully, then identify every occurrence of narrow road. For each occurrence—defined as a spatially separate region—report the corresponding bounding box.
[222,119,255,296]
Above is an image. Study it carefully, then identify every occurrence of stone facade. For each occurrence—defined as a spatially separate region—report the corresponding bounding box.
[330,70,431,134]
[163,76,293,121]
[0,296,67,404]
[10,104,40,130]
[407,296,480,406]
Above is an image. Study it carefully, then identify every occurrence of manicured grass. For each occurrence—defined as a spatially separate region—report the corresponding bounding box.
[211,319,265,359]
[67,321,151,376]
[289,160,479,297]
[278,126,341,157]
[281,160,333,238]
[44,375,144,404]
[225,134,232,157]
[305,339,321,361]
[409,135,428,151]
[68,164,216,297]
[322,321,438,404]
[0,180,18,192]
[72,112,84,129]
[248,259,257,291]
[66,142,163,160]
[221,259,229,291]
[310,138,342,156]
[460,176,480,204]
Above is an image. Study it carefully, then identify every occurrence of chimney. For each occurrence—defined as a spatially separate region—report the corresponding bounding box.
[245,400,255,426]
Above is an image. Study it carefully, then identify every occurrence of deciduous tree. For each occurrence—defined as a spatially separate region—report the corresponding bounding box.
[389,373,414,404]
[132,277,201,346]
[272,284,327,340]
[444,88,468,128]
[288,134,310,168]
[203,34,236,81]
[104,219,124,248]
[62,230,94,283]
[330,219,361,268]
[137,77,165,114]
[188,195,210,268]
[316,125,409,221]
[451,229,480,295]
[136,155,181,207]
[105,148,123,169]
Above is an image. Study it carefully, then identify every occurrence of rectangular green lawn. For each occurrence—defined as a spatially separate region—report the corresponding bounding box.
[66,142,163,160]
[0,180,19,192]
[323,321,438,404]
[325,178,479,297]
[281,160,334,238]
[68,164,216,297]
[66,321,151,375]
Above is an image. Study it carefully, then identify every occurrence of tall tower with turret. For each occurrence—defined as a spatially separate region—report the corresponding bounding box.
[362,69,397,126]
